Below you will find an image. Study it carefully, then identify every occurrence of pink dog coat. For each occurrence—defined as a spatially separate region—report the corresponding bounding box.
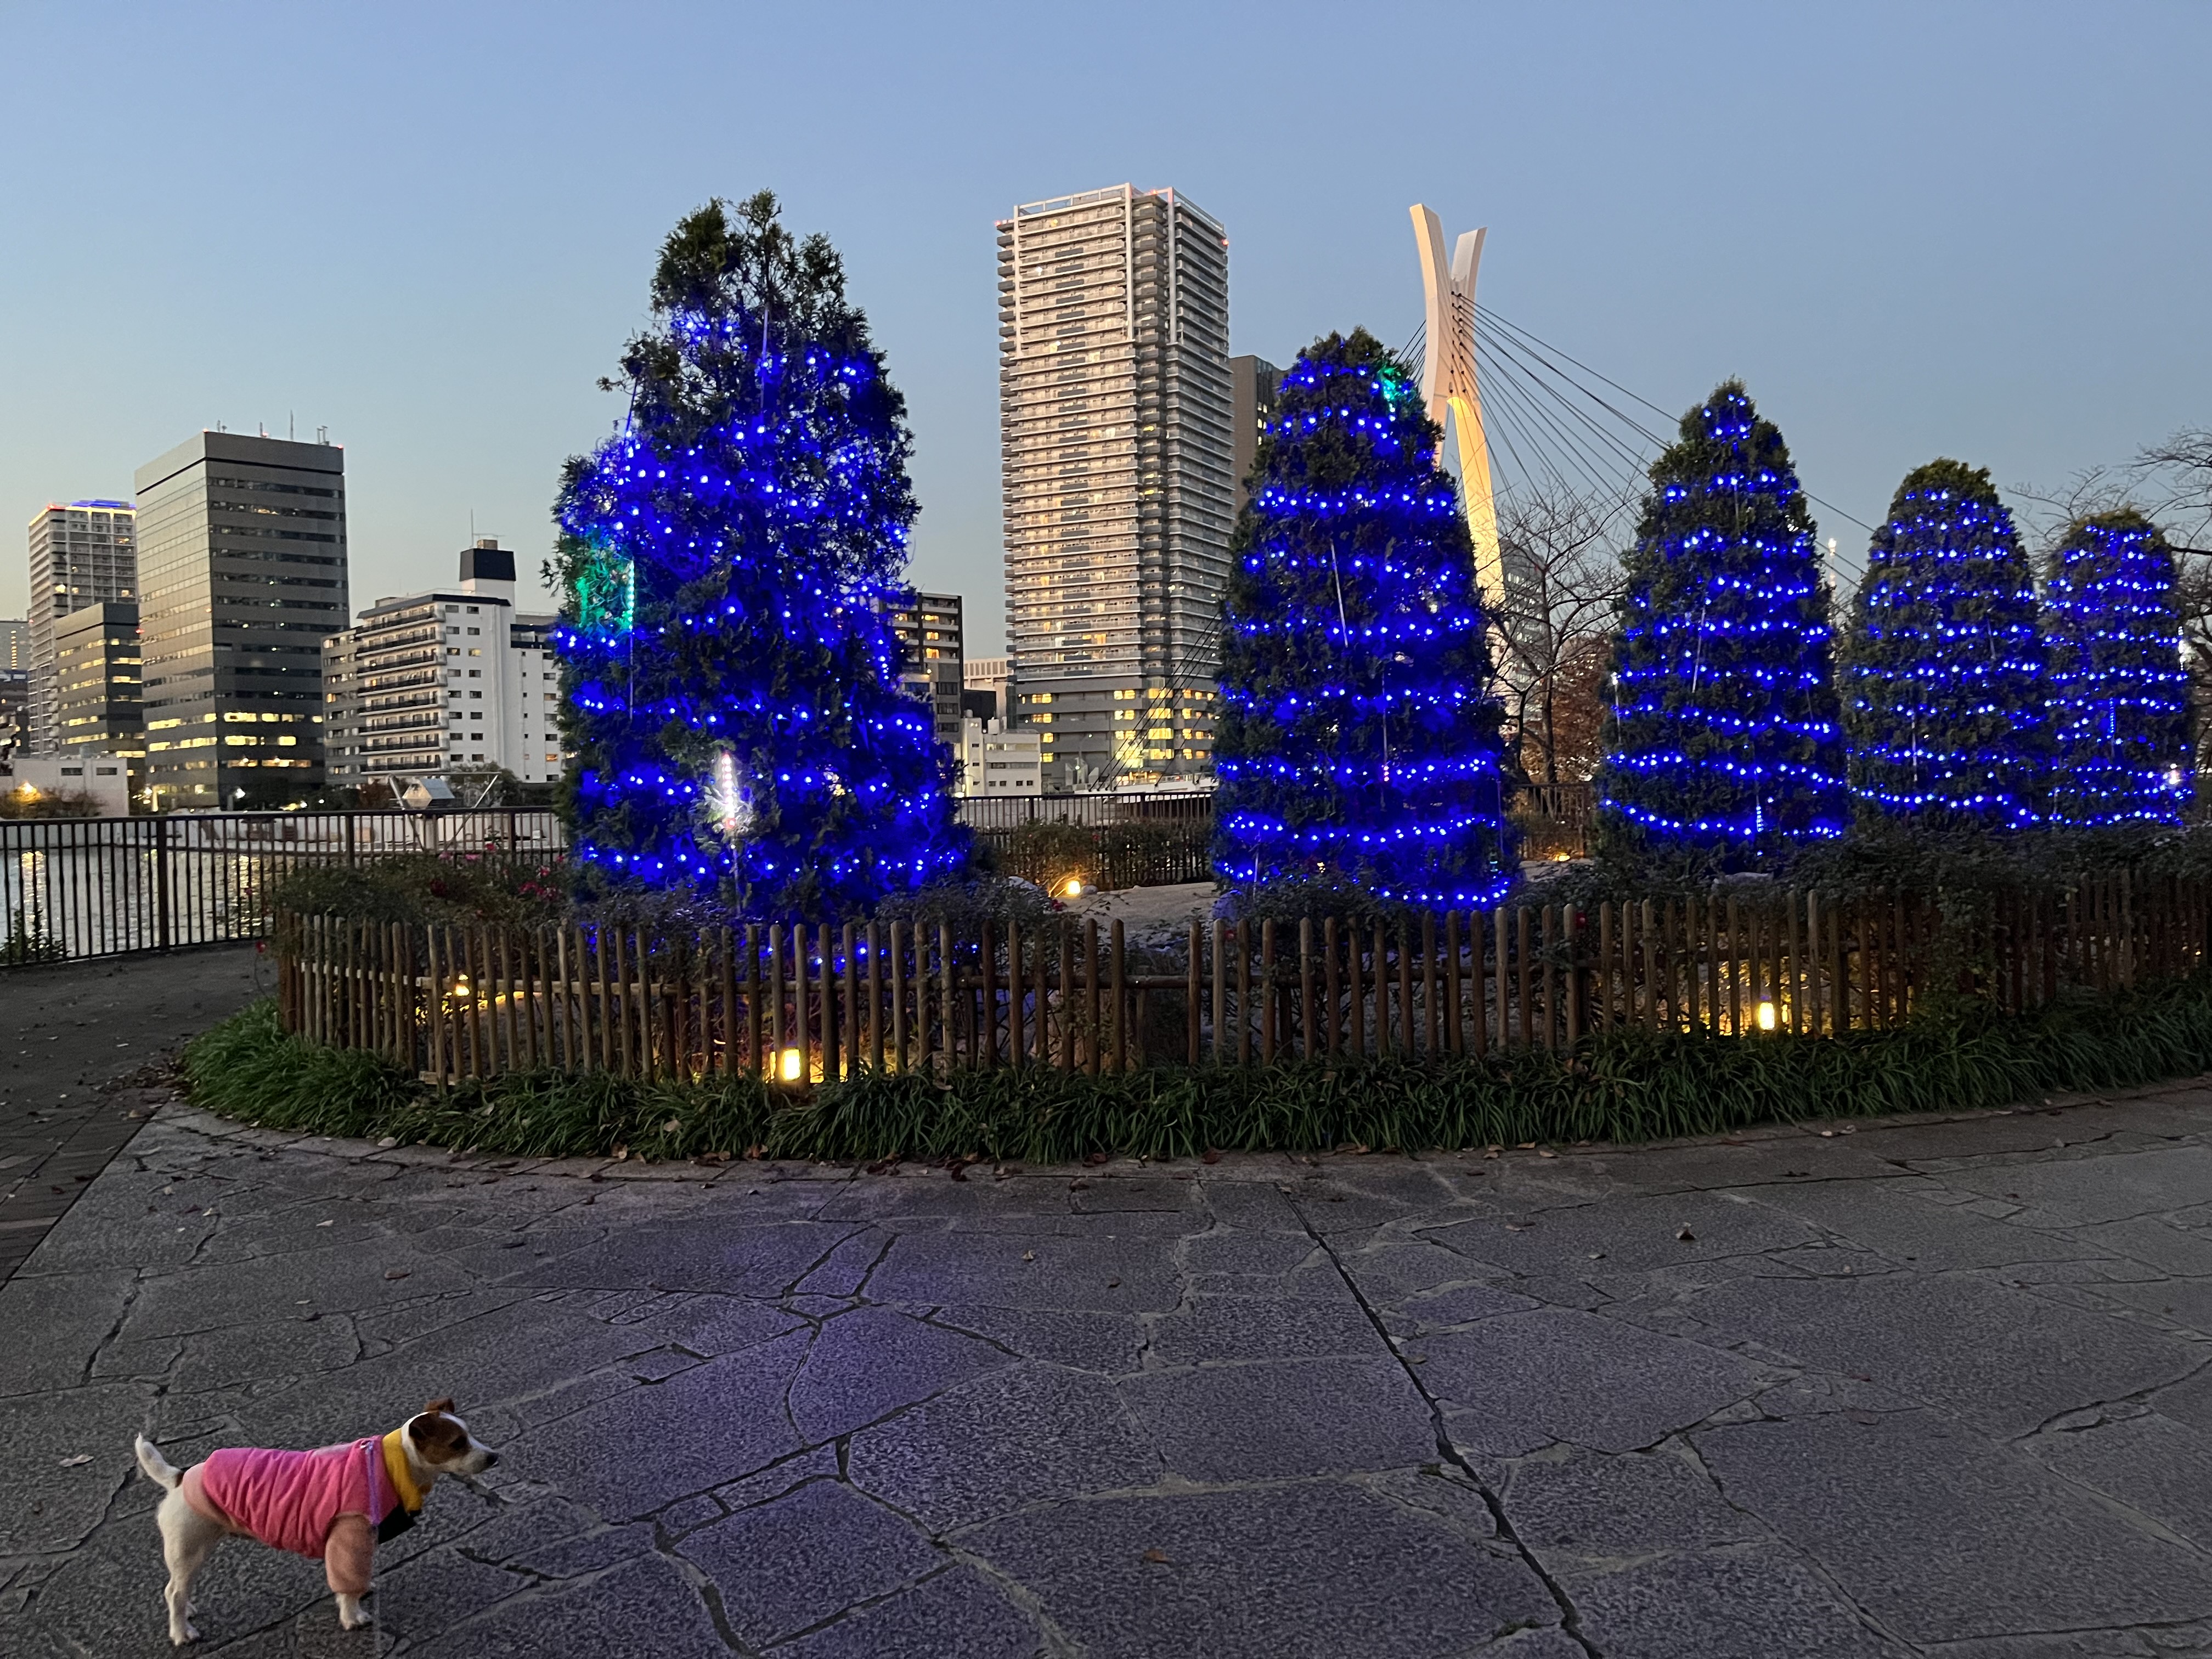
[190,1439,394,1557]
[181,1436,417,1594]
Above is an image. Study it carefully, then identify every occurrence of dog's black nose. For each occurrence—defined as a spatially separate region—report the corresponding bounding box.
[481,1452,499,1468]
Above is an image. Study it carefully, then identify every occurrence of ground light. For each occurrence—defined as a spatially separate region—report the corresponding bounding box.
[1060,878,1084,899]
[779,1047,805,1084]
[1757,1001,1778,1031]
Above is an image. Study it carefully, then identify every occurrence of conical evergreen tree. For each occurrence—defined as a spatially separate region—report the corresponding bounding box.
[554,194,969,917]
[2043,509,2192,827]
[1839,459,2046,828]
[1595,381,1846,866]
[1212,329,1516,909]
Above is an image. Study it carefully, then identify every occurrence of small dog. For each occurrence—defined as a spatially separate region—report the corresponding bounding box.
[132,1397,498,1646]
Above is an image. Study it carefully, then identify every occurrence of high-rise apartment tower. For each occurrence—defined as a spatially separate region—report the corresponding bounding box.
[888,590,965,750]
[998,185,1232,789]
[136,433,347,808]
[1229,355,1282,516]
[25,500,135,754]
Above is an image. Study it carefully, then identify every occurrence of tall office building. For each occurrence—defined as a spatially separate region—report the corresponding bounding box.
[997,184,1233,789]
[53,601,143,786]
[25,500,135,754]
[136,433,347,807]
[888,590,965,749]
[322,541,564,792]
[0,671,24,756]
[1229,354,1282,516]
[0,617,24,752]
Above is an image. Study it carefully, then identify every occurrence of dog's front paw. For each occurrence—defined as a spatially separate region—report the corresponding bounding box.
[336,1595,373,1631]
[169,1619,200,1646]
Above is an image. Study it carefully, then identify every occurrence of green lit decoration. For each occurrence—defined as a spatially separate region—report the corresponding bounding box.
[572,538,635,639]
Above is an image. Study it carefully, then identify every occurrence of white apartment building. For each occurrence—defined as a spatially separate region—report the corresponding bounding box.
[0,752,131,816]
[964,655,1011,724]
[25,500,135,755]
[957,716,1041,797]
[997,184,1233,789]
[322,541,565,789]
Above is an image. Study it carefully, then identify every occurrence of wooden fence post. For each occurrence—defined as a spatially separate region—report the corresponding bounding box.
[1213,919,1229,1064]
[1346,917,1365,1058]
[1291,924,1309,1066]
[1110,918,1127,1073]
[1493,907,1510,1050]
[1442,912,1461,1056]
[1082,918,1101,1077]
[1259,919,1276,1065]
[1186,920,1201,1067]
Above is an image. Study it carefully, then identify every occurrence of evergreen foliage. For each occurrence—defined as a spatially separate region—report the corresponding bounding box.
[553,195,969,919]
[2044,509,2192,826]
[1839,459,2046,828]
[191,978,2212,1164]
[1594,381,1846,867]
[1212,329,1516,909]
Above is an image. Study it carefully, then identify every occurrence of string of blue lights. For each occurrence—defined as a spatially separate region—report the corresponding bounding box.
[2044,509,2193,828]
[1840,459,2047,829]
[1595,381,1848,866]
[554,196,968,918]
[1212,329,1516,909]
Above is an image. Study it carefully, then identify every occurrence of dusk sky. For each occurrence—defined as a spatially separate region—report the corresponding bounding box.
[4,1,2206,652]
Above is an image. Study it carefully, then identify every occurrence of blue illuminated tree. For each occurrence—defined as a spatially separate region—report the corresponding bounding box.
[554,194,970,916]
[1594,381,1846,866]
[2043,509,2192,827]
[1212,329,1516,909]
[1839,459,2046,828]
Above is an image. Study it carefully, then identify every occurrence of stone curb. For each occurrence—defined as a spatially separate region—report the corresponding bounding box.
[144,1070,2212,1187]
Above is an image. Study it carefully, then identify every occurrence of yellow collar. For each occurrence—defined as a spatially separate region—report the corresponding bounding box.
[381,1429,427,1514]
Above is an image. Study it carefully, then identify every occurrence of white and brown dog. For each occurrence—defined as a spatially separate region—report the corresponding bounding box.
[132,1398,498,1646]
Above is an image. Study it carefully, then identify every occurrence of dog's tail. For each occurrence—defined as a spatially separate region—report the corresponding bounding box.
[134,1434,182,1492]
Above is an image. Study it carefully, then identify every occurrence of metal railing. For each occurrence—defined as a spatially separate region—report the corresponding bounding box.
[1,809,567,968]
[954,789,1215,830]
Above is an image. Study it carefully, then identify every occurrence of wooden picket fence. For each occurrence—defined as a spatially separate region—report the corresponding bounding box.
[275,873,2211,1088]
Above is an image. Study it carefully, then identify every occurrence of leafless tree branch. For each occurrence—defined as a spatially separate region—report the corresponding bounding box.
[1488,482,1633,786]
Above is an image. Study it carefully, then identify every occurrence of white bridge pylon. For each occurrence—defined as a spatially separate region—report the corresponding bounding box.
[1411,205,1503,610]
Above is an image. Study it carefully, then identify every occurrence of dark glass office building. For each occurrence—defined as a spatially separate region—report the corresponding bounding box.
[136,433,348,808]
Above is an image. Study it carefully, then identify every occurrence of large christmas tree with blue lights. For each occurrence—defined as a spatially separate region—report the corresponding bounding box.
[1839,459,2046,829]
[554,194,969,917]
[1212,329,1516,909]
[1594,381,1846,866]
[2042,509,2192,827]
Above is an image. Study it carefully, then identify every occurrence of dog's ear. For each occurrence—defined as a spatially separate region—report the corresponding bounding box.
[424,1397,456,1416]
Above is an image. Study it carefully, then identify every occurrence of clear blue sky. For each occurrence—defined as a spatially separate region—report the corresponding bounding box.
[4,1,2206,652]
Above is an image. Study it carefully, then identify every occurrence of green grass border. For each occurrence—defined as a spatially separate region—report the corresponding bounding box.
[181,980,2212,1166]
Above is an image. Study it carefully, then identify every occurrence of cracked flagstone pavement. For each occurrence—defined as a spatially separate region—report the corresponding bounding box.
[9,1083,2212,1656]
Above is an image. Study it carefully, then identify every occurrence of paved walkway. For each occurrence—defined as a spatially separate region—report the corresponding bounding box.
[0,946,262,1280]
[8,1079,2212,1656]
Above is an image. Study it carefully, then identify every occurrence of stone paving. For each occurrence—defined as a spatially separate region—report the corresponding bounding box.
[8,1079,2212,1656]
[0,947,263,1280]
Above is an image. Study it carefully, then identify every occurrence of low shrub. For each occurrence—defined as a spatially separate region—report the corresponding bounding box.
[184,977,2212,1165]
[269,853,569,926]
[0,787,103,821]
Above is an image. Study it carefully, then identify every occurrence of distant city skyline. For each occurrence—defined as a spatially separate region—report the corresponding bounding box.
[3,2,2208,656]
